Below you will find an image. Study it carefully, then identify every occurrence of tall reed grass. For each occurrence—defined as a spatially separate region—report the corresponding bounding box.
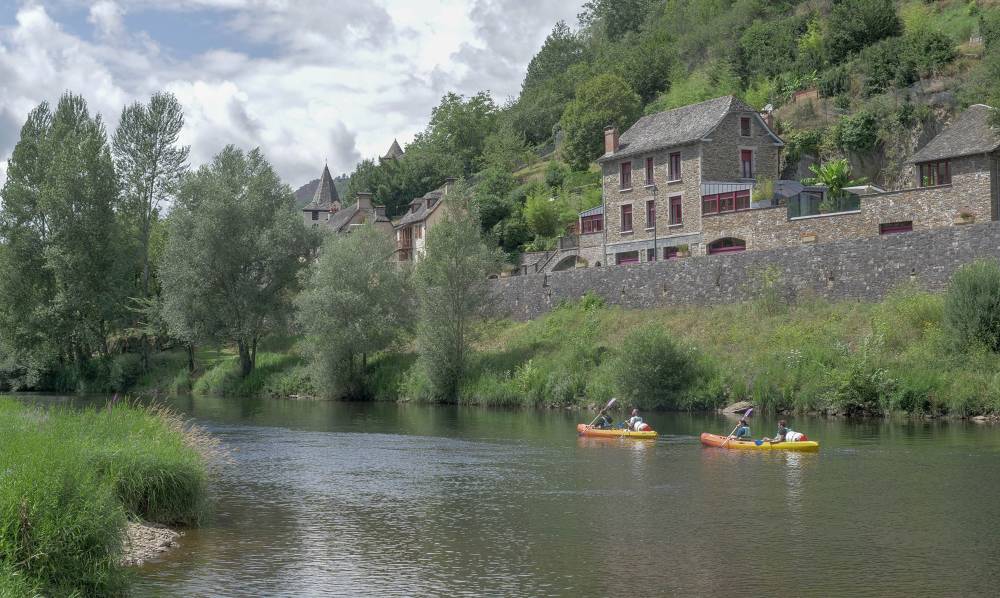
[0,398,215,596]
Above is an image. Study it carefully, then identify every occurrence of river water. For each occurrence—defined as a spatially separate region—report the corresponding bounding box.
[104,397,1000,596]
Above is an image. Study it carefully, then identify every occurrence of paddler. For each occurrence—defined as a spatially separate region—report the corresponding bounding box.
[595,413,614,429]
[764,419,808,443]
[730,418,751,440]
[627,408,643,431]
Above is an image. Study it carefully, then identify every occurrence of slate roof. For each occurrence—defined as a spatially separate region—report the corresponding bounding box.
[395,188,444,227]
[327,200,390,232]
[382,139,405,161]
[599,95,781,163]
[303,164,340,211]
[579,205,604,218]
[910,104,1000,163]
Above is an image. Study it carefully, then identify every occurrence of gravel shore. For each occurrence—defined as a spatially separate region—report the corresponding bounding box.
[122,521,182,567]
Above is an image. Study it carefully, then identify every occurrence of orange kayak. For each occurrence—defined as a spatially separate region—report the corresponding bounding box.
[700,432,819,451]
[577,423,658,439]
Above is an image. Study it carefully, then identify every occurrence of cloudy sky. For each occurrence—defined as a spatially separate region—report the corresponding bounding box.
[0,0,583,188]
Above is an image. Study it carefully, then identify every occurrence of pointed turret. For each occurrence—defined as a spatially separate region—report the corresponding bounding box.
[381,139,404,161]
[307,164,341,212]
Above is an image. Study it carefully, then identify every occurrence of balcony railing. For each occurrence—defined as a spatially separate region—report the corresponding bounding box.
[787,191,860,219]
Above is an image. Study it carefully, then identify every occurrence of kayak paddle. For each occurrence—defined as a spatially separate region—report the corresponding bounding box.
[721,407,753,447]
[587,398,617,427]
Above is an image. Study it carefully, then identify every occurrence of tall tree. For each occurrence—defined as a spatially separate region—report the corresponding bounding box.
[559,73,642,171]
[113,92,189,298]
[159,146,316,377]
[0,93,128,384]
[295,225,410,398]
[413,209,502,400]
[826,0,901,64]
[522,21,589,95]
[427,91,499,176]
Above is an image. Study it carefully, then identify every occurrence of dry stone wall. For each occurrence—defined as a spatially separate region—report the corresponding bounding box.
[492,221,1000,320]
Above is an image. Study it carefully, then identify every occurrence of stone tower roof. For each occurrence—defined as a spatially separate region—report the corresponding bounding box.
[304,164,341,211]
[381,139,405,161]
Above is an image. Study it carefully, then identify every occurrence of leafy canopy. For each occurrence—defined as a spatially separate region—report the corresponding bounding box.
[160,145,316,376]
[560,73,641,171]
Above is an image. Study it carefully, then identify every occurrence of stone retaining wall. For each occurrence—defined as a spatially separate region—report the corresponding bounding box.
[491,221,1000,320]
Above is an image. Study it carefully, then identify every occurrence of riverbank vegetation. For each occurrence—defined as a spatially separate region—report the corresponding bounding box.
[0,398,215,596]
[130,260,1000,419]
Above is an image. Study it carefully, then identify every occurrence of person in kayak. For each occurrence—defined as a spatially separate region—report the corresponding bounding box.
[730,418,751,440]
[594,413,614,429]
[765,420,808,443]
[627,409,643,431]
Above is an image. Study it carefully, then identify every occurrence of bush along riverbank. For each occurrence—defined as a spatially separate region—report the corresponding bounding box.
[132,260,1000,418]
[0,398,217,596]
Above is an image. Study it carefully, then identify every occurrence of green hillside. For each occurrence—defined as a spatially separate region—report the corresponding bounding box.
[346,0,1000,263]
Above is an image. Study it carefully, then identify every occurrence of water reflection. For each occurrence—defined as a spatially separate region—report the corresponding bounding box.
[15,395,1000,596]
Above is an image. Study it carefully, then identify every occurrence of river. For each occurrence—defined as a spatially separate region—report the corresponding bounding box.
[103,397,1000,596]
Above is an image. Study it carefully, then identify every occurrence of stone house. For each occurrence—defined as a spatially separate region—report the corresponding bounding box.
[590,97,1000,265]
[394,178,462,262]
[301,164,391,234]
[597,95,784,263]
[699,104,1000,253]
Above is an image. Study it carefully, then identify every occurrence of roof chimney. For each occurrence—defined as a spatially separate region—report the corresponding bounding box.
[375,205,386,219]
[444,176,457,195]
[604,126,619,155]
[356,191,373,210]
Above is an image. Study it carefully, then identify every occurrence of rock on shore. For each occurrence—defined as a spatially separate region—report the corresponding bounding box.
[122,522,182,567]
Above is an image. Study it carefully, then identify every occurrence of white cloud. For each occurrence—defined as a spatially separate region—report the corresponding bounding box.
[88,1,125,39]
[0,0,583,189]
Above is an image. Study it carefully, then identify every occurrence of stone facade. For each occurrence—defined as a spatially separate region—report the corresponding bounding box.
[700,153,997,252]
[700,112,781,182]
[491,221,1000,321]
[600,98,782,264]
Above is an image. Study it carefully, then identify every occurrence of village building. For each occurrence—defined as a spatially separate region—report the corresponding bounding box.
[301,164,391,234]
[394,178,461,262]
[597,95,784,263]
[525,98,1000,275]
[302,164,342,226]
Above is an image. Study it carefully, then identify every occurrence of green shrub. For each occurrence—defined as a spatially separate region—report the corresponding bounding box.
[819,66,850,98]
[544,160,567,189]
[944,259,1000,352]
[835,110,879,153]
[825,336,896,416]
[611,327,702,410]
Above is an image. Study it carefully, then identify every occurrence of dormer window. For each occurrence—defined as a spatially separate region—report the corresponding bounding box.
[740,116,751,137]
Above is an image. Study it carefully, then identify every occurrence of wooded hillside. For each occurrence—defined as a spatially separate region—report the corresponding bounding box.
[346,0,1000,262]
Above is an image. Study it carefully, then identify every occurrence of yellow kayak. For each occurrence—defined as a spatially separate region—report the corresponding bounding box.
[700,433,820,451]
[577,423,658,439]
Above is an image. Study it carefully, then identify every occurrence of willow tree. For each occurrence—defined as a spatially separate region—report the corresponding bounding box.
[160,146,316,377]
[113,91,189,297]
[0,93,129,384]
[413,208,502,400]
[295,225,410,398]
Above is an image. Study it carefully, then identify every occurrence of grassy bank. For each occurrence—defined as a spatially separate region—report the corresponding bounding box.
[131,284,1000,417]
[452,287,1000,416]
[0,398,215,596]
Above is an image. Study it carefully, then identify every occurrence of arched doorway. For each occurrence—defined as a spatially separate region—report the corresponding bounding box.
[707,237,746,255]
